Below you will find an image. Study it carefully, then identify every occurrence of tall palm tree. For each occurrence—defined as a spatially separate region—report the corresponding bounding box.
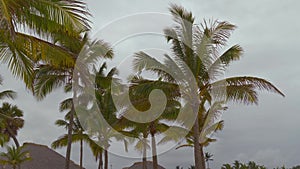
[0,0,90,89]
[92,62,131,169]
[1,1,91,167]
[129,77,181,169]
[0,145,31,169]
[33,35,113,169]
[0,102,24,148]
[132,4,284,169]
[52,98,88,169]
[116,76,182,169]
[51,106,105,169]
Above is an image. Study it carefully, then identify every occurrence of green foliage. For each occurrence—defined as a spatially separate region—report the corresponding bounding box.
[133,4,285,169]
[0,145,31,169]
[221,161,267,169]
[0,0,91,89]
[0,102,24,147]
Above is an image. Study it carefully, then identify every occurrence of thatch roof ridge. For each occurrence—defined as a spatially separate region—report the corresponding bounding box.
[123,161,166,169]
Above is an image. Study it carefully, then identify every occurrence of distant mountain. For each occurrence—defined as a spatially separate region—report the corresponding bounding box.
[0,142,83,169]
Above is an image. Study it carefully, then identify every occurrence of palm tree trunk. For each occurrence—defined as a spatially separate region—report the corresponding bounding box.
[206,160,209,169]
[142,136,147,169]
[151,133,158,169]
[193,118,205,169]
[6,126,20,148]
[200,146,205,169]
[98,152,103,169]
[65,104,75,169]
[104,149,108,169]
[80,138,83,169]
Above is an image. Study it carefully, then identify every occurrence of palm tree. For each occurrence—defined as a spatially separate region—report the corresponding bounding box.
[52,98,88,169]
[126,76,181,169]
[0,0,90,89]
[0,75,16,147]
[89,140,104,169]
[222,161,267,169]
[0,1,106,169]
[52,96,109,169]
[204,152,213,169]
[92,62,131,169]
[132,4,284,169]
[0,145,31,169]
[0,102,24,148]
[33,35,113,169]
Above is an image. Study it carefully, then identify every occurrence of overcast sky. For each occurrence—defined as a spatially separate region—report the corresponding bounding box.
[1,0,300,169]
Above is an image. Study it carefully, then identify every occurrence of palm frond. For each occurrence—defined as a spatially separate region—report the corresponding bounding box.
[33,65,70,100]
[208,45,243,78]
[175,143,193,150]
[55,119,69,129]
[224,76,285,96]
[200,120,224,144]
[59,98,73,112]
[51,133,89,149]
[202,102,227,129]
[201,20,236,48]
[134,138,150,153]
[226,84,259,105]
[163,27,185,62]
[169,3,194,25]
[20,0,91,36]
[0,90,17,100]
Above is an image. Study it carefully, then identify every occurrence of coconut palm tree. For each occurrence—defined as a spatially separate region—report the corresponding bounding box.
[132,4,284,169]
[33,34,113,169]
[52,98,88,169]
[0,0,90,89]
[0,145,31,169]
[0,1,108,169]
[117,76,182,169]
[0,102,24,148]
[92,62,131,169]
[52,113,104,169]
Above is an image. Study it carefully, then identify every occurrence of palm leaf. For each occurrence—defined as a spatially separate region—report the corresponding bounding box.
[18,0,91,36]
[208,45,243,78]
[59,98,73,112]
[0,90,16,100]
[209,76,284,104]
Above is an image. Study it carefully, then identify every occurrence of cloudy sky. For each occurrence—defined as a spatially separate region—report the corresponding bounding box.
[1,0,300,169]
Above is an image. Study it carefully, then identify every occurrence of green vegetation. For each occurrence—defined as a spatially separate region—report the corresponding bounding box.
[0,1,289,169]
[0,102,24,148]
[0,146,31,169]
[132,4,284,169]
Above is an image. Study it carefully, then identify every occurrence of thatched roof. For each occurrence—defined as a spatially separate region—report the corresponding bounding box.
[0,142,83,169]
[123,161,166,169]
